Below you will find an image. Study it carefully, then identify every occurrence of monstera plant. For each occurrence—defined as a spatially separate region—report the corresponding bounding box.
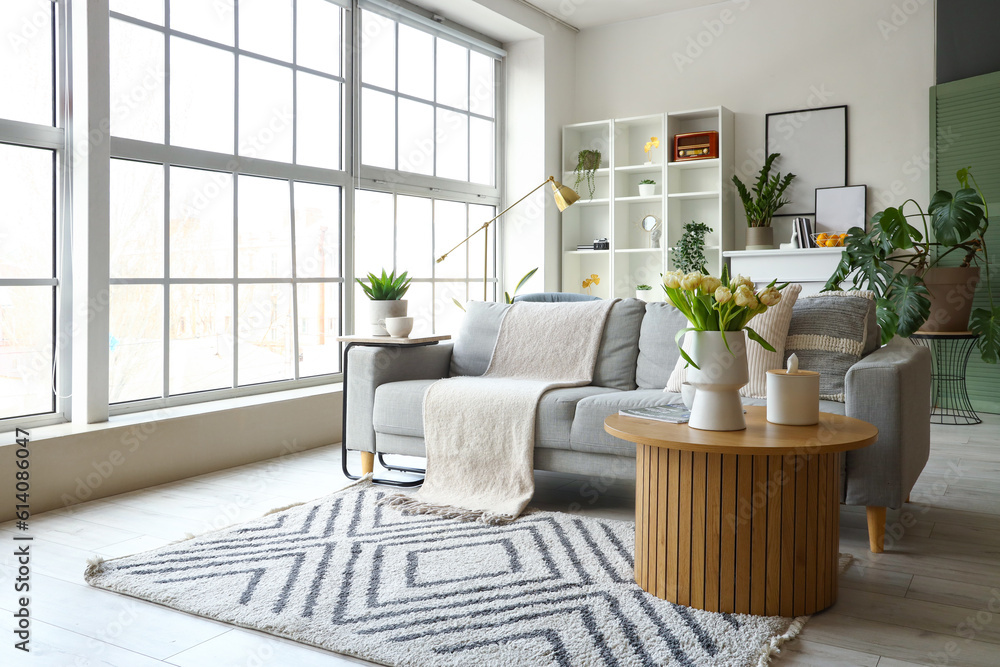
[825,167,998,363]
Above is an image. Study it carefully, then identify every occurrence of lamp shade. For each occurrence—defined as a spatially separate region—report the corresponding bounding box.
[551,178,580,212]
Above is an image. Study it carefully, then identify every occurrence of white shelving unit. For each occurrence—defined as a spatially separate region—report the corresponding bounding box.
[560,107,734,300]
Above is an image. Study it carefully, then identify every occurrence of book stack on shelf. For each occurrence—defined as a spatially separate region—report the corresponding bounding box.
[793,217,817,248]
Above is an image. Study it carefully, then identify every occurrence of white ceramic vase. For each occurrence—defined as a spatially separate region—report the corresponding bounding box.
[638,183,656,197]
[686,330,749,431]
[369,300,407,336]
[635,289,652,302]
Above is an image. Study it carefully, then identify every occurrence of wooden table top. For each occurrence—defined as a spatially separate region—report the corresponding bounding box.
[337,334,451,345]
[605,406,877,456]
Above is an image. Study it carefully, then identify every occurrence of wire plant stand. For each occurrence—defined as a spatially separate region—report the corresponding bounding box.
[910,332,982,425]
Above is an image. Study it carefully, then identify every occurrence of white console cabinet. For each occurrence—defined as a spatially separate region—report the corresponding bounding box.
[723,248,845,295]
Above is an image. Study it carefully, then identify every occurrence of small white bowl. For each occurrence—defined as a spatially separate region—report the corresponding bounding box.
[385,316,414,338]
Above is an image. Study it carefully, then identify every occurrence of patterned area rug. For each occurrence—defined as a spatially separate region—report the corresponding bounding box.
[85,479,818,666]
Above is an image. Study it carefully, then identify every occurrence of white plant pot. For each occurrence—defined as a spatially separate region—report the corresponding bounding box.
[686,330,749,431]
[638,184,656,197]
[635,290,653,302]
[369,300,407,336]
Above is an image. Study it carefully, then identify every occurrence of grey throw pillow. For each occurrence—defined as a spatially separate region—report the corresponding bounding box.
[784,292,877,401]
[449,301,511,377]
[635,302,691,389]
[591,298,646,390]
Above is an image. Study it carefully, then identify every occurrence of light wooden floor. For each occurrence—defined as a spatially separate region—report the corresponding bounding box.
[2,414,998,666]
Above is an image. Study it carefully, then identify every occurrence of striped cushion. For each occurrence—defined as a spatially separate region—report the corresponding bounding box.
[784,291,876,401]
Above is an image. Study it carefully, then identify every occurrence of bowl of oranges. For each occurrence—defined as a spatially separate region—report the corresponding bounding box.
[811,231,848,248]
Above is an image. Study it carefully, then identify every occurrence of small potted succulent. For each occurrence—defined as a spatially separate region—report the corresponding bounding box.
[356,269,411,336]
[635,284,653,302]
[638,179,656,197]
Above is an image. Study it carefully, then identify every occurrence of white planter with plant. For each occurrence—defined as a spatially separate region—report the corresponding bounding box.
[638,179,656,197]
[357,269,411,336]
[733,153,795,250]
[635,285,653,302]
[663,268,786,431]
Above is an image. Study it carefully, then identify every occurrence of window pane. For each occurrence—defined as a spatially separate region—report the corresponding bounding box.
[397,98,433,176]
[434,200,467,279]
[238,175,291,279]
[297,283,340,377]
[396,195,432,278]
[0,144,53,279]
[354,190,394,276]
[239,0,292,62]
[238,57,293,163]
[361,88,395,169]
[296,74,340,170]
[170,0,234,45]
[436,39,468,110]
[170,167,234,279]
[297,0,341,75]
[294,182,340,279]
[436,282,467,334]
[0,286,53,419]
[169,284,233,395]
[238,284,293,385]
[171,38,234,154]
[405,282,432,336]
[469,51,495,118]
[360,10,394,89]
[468,204,496,280]
[0,1,53,125]
[110,159,164,279]
[435,109,468,181]
[109,285,163,403]
[110,0,164,25]
[398,25,433,101]
[469,117,494,186]
[110,20,165,143]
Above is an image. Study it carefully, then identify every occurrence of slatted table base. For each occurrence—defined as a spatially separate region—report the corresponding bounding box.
[635,445,839,617]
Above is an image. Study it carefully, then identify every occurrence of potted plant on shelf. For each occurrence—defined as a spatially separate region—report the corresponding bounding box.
[825,167,998,363]
[732,152,796,250]
[573,149,601,200]
[643,137,659,165]
[670,221,713,274]
[635,284,653,302]
[356,269,411,336]
[638,179,656,197]
[663,266,786,431]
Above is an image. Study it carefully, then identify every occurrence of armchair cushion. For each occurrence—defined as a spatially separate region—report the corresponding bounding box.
[636,303,690,389]
[591,298,646,390]
[449,301,510,377]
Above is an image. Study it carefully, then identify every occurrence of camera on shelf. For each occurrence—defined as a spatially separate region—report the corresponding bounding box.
[593,238,610,250]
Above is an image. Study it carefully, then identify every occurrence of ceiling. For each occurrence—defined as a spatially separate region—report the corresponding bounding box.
[525,0,736,30]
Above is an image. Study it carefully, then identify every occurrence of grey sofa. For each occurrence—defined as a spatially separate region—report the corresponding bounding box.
[345,297,932,552]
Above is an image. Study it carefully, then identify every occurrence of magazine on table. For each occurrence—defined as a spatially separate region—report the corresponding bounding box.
[619,405,691,424]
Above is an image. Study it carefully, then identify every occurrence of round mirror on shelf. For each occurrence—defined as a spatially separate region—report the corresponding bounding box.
[640,214,661,248]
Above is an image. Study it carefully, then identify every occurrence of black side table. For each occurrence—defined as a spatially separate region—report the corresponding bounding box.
[909,332,982,425]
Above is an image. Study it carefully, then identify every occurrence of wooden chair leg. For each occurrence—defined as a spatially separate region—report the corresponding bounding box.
[866,506,886,553]
[360,451,375,475]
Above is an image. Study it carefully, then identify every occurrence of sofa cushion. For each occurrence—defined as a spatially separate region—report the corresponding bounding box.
[373,380,617,450]
[591,298,646,390]
[635,303,690,389]
[449,301,511,377]
[785,291,877,401]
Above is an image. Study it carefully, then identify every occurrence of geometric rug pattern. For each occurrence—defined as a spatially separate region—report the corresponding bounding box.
[86,479,802,666]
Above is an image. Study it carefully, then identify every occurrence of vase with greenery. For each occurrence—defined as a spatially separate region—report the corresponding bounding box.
[638,179,656,196]
[825,167,998,363]
[670,221,712,274]
[662,266,786,430]
[635,284,653,302]
[356,269,411,336]
[732,152,795,250]
[573,149,601,199]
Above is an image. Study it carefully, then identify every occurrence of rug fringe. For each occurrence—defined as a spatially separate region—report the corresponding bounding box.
[84,556,106,578]
[377,493,518,526]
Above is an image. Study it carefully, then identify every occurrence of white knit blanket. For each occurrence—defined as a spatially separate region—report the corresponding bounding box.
[381,299,617,524]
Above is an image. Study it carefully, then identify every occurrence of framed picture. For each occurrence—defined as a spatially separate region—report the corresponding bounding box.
[815,185,867,234]
[765,105,848,216]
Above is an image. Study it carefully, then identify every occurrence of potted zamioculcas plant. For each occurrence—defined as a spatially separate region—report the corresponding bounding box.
[732,153,796,250]
[638,179,656,197]
[356,269,411,336]
[826,167,998,363]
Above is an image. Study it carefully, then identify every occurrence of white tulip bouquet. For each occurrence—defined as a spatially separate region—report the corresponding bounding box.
[662,266,787,369]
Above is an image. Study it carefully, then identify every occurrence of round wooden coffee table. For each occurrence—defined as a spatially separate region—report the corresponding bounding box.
[605,406,877,617]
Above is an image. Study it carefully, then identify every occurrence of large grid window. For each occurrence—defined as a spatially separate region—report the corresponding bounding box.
[357,5,501,329]
[0,1,64,423]
[108,0,347,405]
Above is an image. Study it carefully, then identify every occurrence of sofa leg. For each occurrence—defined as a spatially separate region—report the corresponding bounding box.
[866,506,886,553]
[360,451,375,475]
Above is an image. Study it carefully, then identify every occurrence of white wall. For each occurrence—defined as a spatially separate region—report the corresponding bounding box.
[568,0,935,250]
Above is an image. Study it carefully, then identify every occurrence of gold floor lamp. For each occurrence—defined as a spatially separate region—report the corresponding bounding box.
[436,176,580,301]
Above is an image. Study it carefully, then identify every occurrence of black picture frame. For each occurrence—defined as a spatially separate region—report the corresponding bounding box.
[814,185,867,234]
[765,105,848,216]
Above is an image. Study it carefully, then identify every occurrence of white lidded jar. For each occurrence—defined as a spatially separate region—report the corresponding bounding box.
[766,353,820,425]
